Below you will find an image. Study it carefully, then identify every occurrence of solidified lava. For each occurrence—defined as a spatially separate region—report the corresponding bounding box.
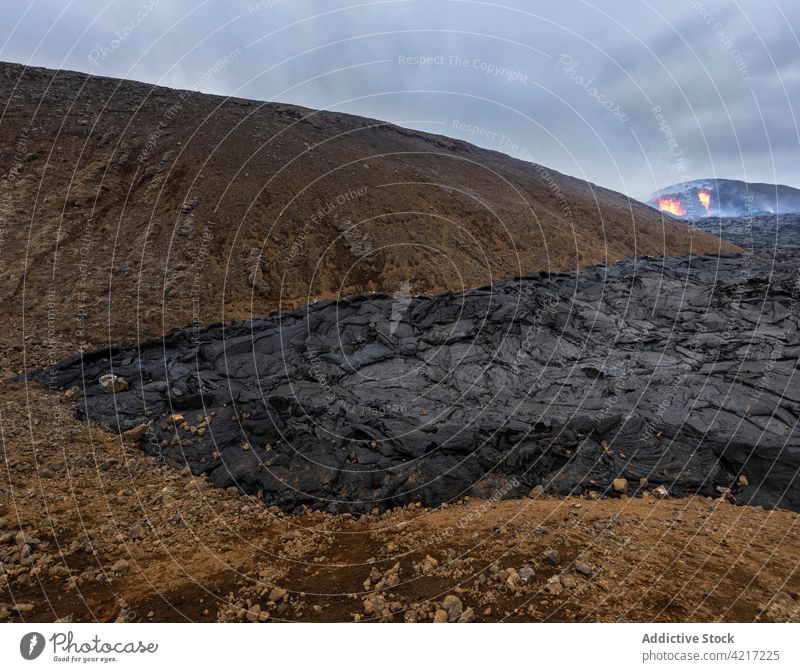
[34,251,800,513]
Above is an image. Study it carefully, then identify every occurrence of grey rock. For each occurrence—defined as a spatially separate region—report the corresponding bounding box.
[111,559,129,574]
[518,566,535,584]
[544,549,561,566]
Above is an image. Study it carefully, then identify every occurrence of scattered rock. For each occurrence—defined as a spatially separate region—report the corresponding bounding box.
[574,560,593,577]
[98,374,128,394]
[653,485,669,499]
[505,568,521,589]
[544,549,561,566]
[561,574,577,590]
[268,587,287,603]
[612,478,628,493]
[433,609,449,623]
[111,559,129,574]
[122,423,150,442]
[457,607,475,623]
[442,595,463,621]
[422,555,438,573]
[738,475,749,487]
[545,575,563,595]
[128,523,145,540]
[518,566,535,584]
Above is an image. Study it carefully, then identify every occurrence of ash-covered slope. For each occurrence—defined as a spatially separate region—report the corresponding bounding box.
[0,62,735,376]
[644,178,800,220]
[37,251,800,513]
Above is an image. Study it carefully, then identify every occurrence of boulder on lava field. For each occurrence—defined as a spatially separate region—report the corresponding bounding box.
[98,373,128,394]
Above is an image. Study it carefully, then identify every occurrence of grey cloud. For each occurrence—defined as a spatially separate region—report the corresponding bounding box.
[1,0,797,196]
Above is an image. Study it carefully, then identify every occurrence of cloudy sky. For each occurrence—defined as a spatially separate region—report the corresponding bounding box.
[2,0,798,197]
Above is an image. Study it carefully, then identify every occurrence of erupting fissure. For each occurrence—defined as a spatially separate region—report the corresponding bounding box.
[658,197,686,216]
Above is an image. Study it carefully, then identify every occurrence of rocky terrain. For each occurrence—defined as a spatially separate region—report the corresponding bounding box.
[0,62,735,378]
[1,384,798,623]
[2,62,797,624]
[694,213,800,249]
[34,251,800,514]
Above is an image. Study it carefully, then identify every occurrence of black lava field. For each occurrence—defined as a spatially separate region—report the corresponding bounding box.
[35,251,800,513]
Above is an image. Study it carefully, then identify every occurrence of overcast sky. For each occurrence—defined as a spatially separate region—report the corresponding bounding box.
[2,0,798,197]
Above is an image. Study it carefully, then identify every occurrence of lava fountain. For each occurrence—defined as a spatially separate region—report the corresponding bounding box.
[698,189,711,215]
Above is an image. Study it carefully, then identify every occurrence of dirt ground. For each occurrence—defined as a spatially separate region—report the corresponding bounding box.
[1,383,797,623]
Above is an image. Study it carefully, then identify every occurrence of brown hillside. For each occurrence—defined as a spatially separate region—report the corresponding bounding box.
[0,62,738,375]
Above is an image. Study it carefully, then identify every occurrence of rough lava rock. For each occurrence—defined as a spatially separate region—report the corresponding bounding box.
[31,252,800,513]
[694,213,800,249]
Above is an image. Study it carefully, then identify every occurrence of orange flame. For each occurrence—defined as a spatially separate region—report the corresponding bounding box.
[697,189,711,214]
[658,197,686,216]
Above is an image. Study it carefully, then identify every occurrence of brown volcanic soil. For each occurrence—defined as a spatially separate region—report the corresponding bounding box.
[0,61,737,376]
[1,384,798,623]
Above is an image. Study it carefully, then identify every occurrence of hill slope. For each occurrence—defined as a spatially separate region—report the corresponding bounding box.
[0,62,736,375]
